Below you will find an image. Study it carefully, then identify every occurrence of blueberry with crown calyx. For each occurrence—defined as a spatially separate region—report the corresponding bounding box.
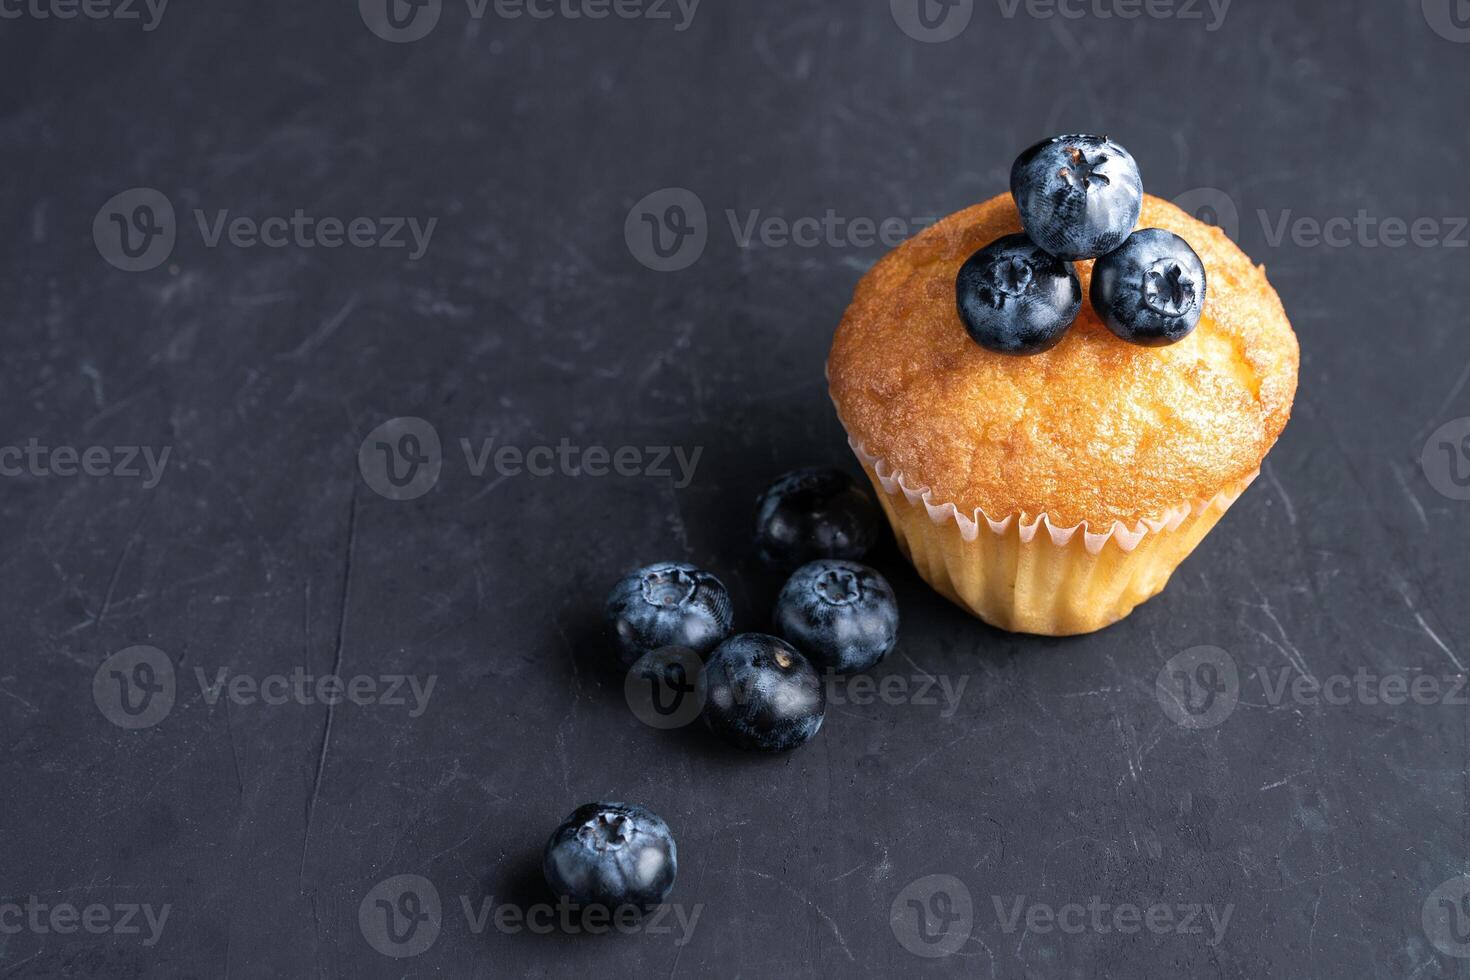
[542,802,677,912]
[1011,134,1143,261]
[1090,228,1207,346]
[606,563,732,667]
[773,560,898,674]
[956,233,1081,355]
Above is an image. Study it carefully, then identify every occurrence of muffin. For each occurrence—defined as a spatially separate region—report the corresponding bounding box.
[827,193,1299,635]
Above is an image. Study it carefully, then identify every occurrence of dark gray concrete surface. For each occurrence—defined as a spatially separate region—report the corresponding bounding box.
[4,1,1470,976]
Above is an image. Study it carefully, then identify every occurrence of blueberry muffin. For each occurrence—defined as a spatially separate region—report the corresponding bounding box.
[827,192,1299,635]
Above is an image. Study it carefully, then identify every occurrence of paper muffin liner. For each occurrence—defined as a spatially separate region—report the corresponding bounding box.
[847,438,1257,636]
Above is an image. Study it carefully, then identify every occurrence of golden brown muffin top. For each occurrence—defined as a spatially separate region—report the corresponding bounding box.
[828,193,1299,530]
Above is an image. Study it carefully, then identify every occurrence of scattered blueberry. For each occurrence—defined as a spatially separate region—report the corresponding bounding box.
[543,802,677,912]
[607,563,733,668]
[1010,134,1143,261]
[773,560,899,674]
[1090,228,1208,346]
[702,634,826,752]
[755,468,880,570]
[956,234,1082,355]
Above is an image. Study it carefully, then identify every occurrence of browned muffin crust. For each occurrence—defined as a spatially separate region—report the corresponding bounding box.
[828,193,1299,530]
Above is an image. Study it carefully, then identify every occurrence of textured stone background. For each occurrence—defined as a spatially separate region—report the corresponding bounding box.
[4,1,1470,976]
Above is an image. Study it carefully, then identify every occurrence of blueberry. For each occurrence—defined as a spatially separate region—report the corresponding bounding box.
[956,234,1081,355]
[543,802,677,912]
[774,560,898,674]
[606,563,732,668]
[754,468,880,570]
[702,634,826,752]
[1010,134,1143,261]
[1090,228,1207,347]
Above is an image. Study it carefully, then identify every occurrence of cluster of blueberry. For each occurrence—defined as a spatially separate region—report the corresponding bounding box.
[607,467,897,751]
[539,469,897,913]
[958,134,1208,354]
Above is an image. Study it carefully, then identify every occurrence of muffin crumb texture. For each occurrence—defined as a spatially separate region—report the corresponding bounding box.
[827,193,1299,530]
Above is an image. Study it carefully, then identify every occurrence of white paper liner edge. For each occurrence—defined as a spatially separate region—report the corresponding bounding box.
[848,437,1259,556]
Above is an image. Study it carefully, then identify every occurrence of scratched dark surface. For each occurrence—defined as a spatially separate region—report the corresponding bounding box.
[3,1,1470,977]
